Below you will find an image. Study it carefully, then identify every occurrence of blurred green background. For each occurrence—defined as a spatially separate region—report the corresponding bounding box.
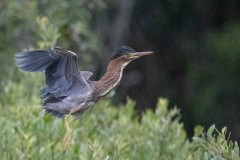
[1,0,240,157]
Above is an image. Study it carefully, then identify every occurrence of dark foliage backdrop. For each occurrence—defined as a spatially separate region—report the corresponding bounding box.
[106,0,240,141]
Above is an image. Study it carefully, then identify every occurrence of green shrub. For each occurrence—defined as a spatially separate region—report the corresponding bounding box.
[0,75,239,159]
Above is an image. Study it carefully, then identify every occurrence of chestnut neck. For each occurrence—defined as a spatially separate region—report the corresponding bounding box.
[93,58,130,100]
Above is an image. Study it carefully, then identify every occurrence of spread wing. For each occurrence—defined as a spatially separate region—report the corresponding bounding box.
[15,47,91,98]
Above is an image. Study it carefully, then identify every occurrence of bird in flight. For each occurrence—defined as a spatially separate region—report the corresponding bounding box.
[15,46,153,118]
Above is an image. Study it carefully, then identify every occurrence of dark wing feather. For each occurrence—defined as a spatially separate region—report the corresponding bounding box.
[15,47,90,98]
[15,50,57,72]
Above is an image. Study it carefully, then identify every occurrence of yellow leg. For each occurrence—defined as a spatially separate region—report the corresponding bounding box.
[64,113,72,150]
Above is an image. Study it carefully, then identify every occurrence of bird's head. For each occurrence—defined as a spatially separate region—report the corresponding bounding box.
[111,46,153,62]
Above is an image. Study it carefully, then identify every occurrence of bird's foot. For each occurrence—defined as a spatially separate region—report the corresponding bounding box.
[64,113,72,150]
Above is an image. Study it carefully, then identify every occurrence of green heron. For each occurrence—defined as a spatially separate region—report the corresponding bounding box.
[15,46,153,118]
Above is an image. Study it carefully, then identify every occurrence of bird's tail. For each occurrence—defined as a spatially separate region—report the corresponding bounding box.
[15,50,55,72]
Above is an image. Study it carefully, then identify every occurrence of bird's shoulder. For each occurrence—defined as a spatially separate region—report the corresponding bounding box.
[81,71,93,80]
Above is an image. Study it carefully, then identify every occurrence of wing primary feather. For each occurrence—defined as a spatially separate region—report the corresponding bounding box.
[15,50,57,72]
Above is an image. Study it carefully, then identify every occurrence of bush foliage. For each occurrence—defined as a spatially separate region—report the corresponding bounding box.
[0,75,239,160]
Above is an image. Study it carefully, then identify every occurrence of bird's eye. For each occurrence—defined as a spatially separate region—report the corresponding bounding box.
[129,53,133,57]
[128,53,137,59]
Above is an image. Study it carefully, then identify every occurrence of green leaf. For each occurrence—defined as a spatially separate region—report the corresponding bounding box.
[192,137,205,143]
[207,124,215,139]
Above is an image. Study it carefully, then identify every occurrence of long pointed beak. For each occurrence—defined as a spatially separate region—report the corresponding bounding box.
[135,51,154,57]
[130,51,153,59]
